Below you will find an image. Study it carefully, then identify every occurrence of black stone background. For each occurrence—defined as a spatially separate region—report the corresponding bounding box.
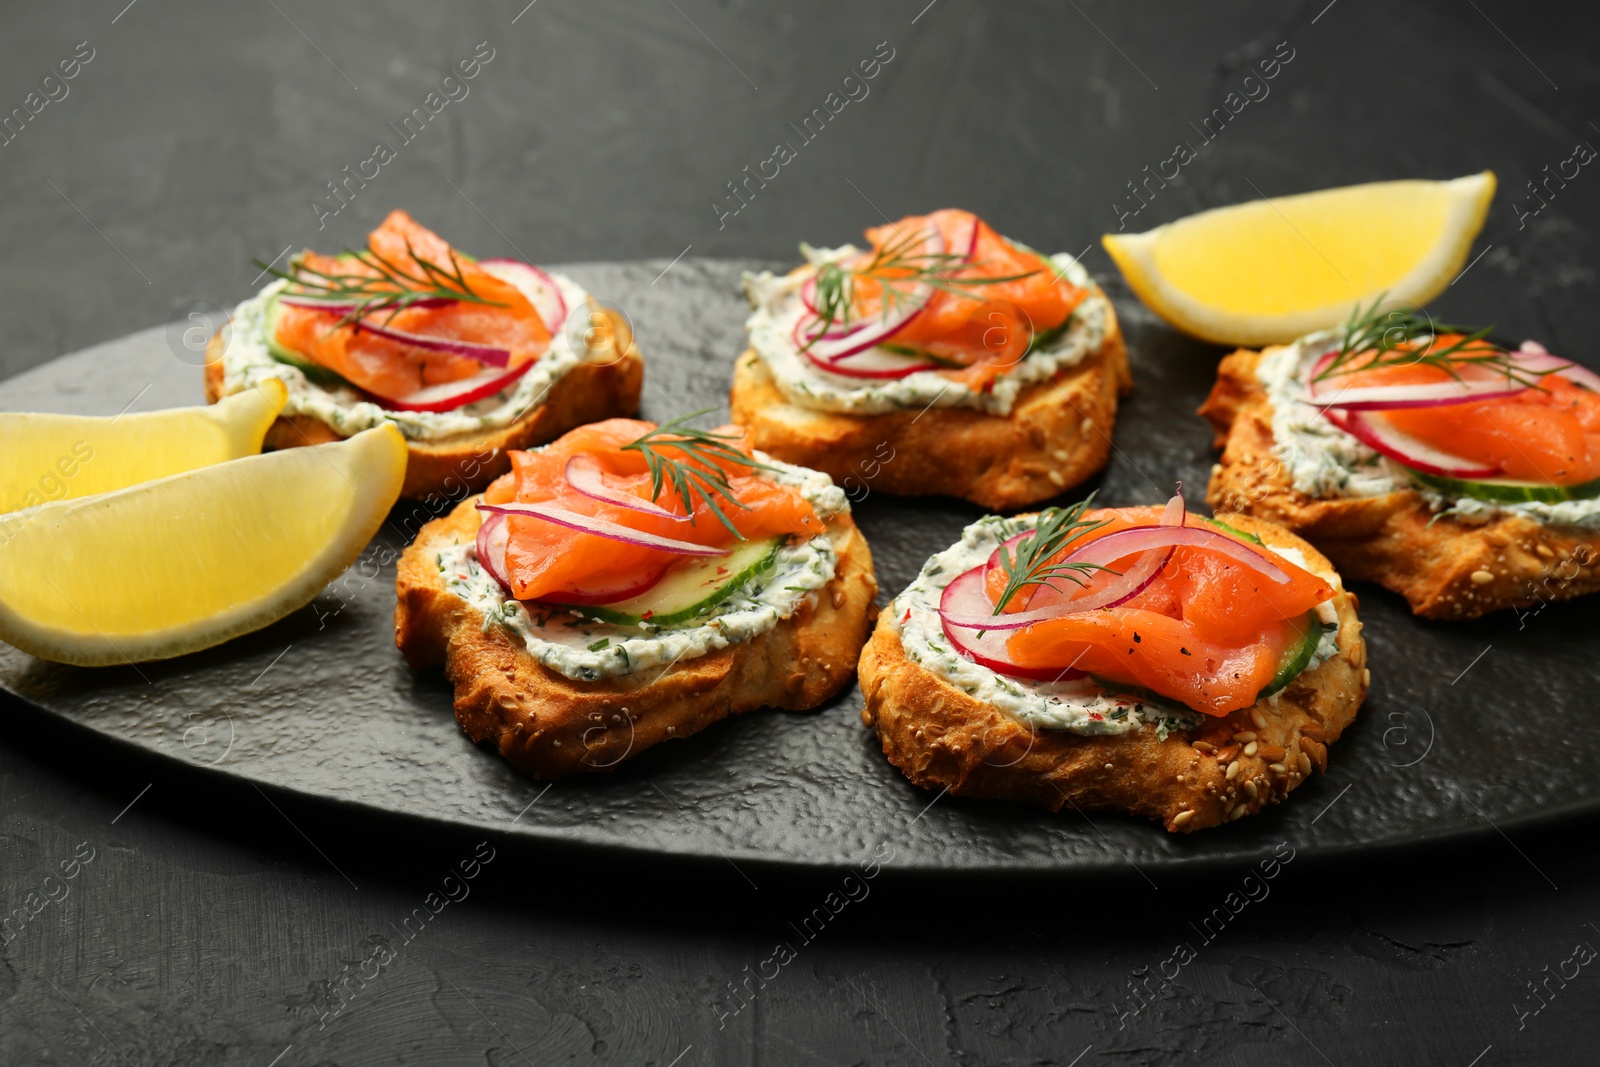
[3,1,1600,1063]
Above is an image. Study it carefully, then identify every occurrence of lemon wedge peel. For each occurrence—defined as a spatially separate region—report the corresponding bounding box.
[0,379,288,513]
[1102,172,1497,347]
[0,423,405,666]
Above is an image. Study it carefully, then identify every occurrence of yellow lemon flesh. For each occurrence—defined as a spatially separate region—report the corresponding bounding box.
[1102,172,1496,347]
[0,424,406,666]
[0,379,288,513]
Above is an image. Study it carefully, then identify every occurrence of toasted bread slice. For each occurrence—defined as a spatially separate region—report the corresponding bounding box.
[204,307,642,501]
[858,512,1367,833]
[728,307,1130,511]
[395,496,878,778]
[1201,348,1600,620]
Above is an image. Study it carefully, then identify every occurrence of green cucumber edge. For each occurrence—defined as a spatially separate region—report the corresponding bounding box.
[1258,611,1327,699]
[551,536,786,629]
[1408,469,1600,505]
[262,294,358,389]
[1199,515,1264,545]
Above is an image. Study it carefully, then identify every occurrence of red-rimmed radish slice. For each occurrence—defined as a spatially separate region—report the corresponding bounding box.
[564,454,689,522]
[377,358,535,413]
[793,227,944,360]
[800,343,938,380]
[354,318,511,367]
[477,501,727,556]
[983,492,1185,616]
[1313,380,1527,411]
[480,258,569,332]
[1514,341,1600,393]
[475,512,513,592]
[1327,408,1502,479]
[541,567,666,606]
[938,566,1087,681]
[942,523,1292,632]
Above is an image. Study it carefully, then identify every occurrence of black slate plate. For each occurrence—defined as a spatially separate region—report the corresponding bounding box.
[2,259,1595,875]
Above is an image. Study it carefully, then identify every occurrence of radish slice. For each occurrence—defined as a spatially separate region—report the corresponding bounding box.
[378,358,536,413]
[475,512,512,592]
[564,455,689,522]
[543,567,666,606]
[981,492,1186,619]
[1514,341,1600,393]
[938,567,1087,681]
[477,502,727,556]
[793,227,943,361]
[1328,408,1502,479]
[941,524,1291,632]
[1314,380,1527,411]
[480,258,569,332]
[355,318,511,367]
[800,342,938,380]
[474,509,667,605]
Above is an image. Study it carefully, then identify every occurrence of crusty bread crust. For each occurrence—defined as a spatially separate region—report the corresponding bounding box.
[204,306,643,501]
[728,302,1131,511]
[858,512,1367,833]
[1201,348,1600,620]
[395,496,878,778]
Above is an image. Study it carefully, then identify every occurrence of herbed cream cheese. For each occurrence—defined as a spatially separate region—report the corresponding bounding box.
[436,454,849,682]
[741,243,1111,417]
[219,273,593,441]
[1260,335,1600,528]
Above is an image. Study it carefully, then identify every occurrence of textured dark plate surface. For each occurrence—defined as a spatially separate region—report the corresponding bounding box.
[2,259,1595,875]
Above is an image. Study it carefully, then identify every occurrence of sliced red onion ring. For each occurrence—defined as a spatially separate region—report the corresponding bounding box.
[354,318,511,367]
[564,454,689,522]
[981,492,1186,618]
[793,227,943,361]
[278,294,456,314]
[543,566,667,606]
[938,567,1088,681]
[1514,341,1600,393]
[475,512,512,592]
[477,501,727,556]
[475,509,668,604]
[799,341,939,380]
[480,258,569,332]
[1324,407,1501,479]
[941,524,1291,631]
[378,358,535,413]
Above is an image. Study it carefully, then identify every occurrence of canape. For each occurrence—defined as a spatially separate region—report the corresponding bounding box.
[1201,300,1600,619]
[730,208,1129,510]
[395,418,877,778]
[858,493,1367,832]
[206,210,642,499]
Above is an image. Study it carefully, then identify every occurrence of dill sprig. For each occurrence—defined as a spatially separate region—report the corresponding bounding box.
[255,241,505,329]
[988,495,1115,619]
[802,225,1041,350]
[1313,293,1550,388]
[621,411,778,539]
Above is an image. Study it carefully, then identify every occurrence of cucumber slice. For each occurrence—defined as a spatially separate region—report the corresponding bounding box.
[1408,470,1600,504]
[1200,515,1263,545]
[262,295,358,389]
[550,536,786,628]
[1258,611,1325,698]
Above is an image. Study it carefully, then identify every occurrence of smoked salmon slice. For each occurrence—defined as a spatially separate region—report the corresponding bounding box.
[273,211,551,402]
[482,419,823,602]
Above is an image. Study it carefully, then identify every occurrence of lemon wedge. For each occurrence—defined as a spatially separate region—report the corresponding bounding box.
[0,424,405,666]
[0,379,288,513]
[1102,172,1496,346]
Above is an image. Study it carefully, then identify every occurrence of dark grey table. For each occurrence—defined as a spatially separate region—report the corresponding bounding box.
[4,2,1599,1063]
